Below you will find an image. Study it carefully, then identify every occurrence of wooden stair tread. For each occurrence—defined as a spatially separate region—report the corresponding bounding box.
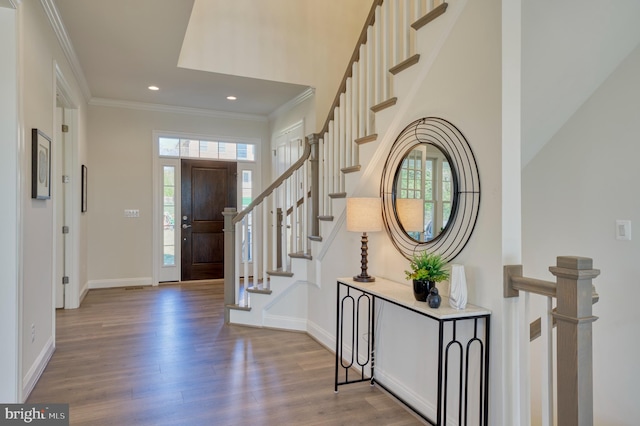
[309,235,323,242]
[390,54,420,75]
[411,2,448,31]
[318,215,334,222]
[371,97,398,113]
[226,304,251,312]
[267,269,294,277]
[289,251,312,260]
[328,192,347,198]
[355,134,378,145]
[341,165,361,174]
[247,287,273,295]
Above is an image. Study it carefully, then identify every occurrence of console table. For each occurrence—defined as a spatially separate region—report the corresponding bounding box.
[334,277,491,425]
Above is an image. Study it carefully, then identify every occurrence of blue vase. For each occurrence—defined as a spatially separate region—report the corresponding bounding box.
[427,287,441,308]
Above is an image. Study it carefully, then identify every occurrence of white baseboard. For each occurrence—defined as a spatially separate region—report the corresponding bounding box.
[79,281,89,302]
[263,313,307,331]
[88,277,152,289]
[371,368,436,421]
[22,336,55,402]
[307,319,335,352]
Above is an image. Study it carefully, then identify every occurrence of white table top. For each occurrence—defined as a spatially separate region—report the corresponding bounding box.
[338,277,491,320]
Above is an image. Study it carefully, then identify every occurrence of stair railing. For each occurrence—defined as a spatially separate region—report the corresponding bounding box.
[224,0,449,316]
[504,256,601,426]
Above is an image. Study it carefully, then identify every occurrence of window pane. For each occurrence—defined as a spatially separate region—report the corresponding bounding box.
[218,142,236,160]
[424,202,434,239]
[442,162,452,202]
[180,139,199,158]
[159,137,180,156]
[163,166,176,266]
[219,143,233,160]
[244,144,255,161]
[199,140,219,159]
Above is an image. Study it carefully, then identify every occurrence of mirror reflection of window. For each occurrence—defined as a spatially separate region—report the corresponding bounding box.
[395,144,453,243]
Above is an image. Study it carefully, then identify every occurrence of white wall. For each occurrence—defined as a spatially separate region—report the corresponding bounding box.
[523,42,640,425]
[0,4,19,403]
[179,0,371,132]
[16,0,89,400]
[307,0,506,422]
[87,105,270,285]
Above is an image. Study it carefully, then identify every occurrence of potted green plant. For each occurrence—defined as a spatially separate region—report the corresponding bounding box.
[405,251,449,302]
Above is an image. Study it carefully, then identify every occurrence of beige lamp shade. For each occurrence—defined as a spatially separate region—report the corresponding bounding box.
[396,198,424,232]
[346,197,383,232]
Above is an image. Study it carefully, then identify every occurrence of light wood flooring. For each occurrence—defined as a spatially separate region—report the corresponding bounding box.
[27,281,423,425]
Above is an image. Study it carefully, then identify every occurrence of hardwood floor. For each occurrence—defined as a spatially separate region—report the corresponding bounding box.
[27,282,423,425]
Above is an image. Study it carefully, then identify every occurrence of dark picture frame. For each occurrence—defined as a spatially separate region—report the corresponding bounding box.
[81,165,88,212]
[31,129,52,200]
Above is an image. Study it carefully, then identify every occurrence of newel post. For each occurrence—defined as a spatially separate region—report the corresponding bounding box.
[549,256,600,426]
[222,207,237,323]
[307,133,320,238]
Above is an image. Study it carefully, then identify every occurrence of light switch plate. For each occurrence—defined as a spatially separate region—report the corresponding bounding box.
[616,220,631,241]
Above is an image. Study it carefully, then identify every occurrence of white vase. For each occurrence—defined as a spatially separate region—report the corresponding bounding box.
[449,264,467,309]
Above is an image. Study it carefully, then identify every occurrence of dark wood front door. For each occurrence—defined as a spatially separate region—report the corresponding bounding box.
[181,159,236,280]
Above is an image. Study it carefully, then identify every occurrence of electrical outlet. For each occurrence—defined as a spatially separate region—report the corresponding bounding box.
[124,209,140,218]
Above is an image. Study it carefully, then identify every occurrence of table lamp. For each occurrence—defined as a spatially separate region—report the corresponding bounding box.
[346,197,383,282]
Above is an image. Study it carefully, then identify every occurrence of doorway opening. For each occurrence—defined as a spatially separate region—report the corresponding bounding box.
[153,133,258,284]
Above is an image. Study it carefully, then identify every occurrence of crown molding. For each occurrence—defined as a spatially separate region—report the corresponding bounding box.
[89,97,269,122]
[268,87,316,121]
[40,0,91,102]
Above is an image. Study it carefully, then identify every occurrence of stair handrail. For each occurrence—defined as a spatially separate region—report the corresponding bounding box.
[233,137,311,225]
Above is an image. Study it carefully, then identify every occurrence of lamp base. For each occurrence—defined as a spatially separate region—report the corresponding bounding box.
[353,274,375,283]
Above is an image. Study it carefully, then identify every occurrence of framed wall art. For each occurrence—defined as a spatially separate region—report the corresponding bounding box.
[31,128,52,200]
[81,165,87,212]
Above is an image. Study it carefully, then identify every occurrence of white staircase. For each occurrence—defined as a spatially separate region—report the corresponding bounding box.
[226,0,466,328]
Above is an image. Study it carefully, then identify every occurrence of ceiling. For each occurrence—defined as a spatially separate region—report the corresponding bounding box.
[53,0,311,116]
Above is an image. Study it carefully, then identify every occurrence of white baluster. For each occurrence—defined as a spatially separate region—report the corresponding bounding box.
[261,201,268,289]
[374,6,382,105]
[291,169,298,254]
[302,159,309,254]
[351,61,359,164]
[541,296,555,426]
[320,135,326,216]
[339,93,346,192]
[243,215,249,288]
[278,184,284,271]
[392,0,400,65]
[271,191,278,271]
[234,221,243,306]
[403,0,411,59]
[359,43,367,138]
[366,25,375,133]
[328,121,334,197]
[345,78,352,169]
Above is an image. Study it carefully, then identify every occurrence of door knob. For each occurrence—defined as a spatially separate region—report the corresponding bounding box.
[182,224,192,229]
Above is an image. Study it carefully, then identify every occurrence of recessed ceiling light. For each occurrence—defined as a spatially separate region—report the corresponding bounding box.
[226,96,237,100]
[148,86,160,91]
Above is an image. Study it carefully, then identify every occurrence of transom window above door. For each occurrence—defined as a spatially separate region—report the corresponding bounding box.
[159,137,255,161]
